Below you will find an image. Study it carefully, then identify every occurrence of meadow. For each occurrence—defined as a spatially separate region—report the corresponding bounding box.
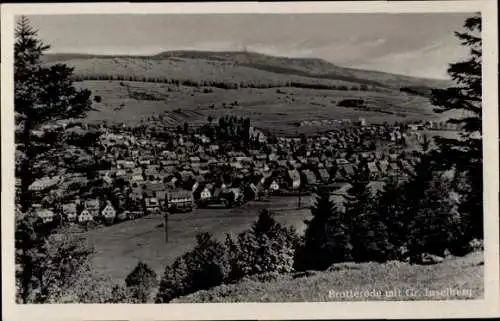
[48,50,456,135]
[76,80,442,136]
[79,196,313,282]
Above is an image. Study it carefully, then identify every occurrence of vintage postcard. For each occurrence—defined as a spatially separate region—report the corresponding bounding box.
[1,1,499,320]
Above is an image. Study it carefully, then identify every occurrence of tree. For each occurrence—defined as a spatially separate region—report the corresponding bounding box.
[295,187,352,271]
[15,17,92,211]
[345,163,393,262]
[15,223,94,303]
[15,17,93,303]
[377,176,408,255]
[403,154,459,257]
[226,210,299,280]
[431,14,483,240]
[125,261,158,303]
[156,232,228,303]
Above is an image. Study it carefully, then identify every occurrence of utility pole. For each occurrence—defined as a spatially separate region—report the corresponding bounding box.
[164,211,169,244]
[297,183,302,209]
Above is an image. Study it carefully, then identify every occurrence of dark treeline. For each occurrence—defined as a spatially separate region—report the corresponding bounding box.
[70,73,382,92]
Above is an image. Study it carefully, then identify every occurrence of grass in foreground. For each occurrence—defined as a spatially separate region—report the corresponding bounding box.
[173,251,484,302]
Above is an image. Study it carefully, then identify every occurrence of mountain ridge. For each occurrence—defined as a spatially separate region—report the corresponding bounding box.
[43,50,452,90]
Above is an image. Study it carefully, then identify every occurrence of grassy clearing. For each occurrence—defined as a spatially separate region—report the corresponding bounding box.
[173,251,484,302]
[79,196,312,282]
[77,80,439,135]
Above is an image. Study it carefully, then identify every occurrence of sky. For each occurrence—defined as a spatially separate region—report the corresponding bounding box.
[26,13,473,79]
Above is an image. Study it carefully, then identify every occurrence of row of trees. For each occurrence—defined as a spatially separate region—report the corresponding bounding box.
[71,73,376,92]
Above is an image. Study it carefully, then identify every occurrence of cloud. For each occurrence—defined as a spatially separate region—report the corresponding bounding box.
[345,39,469,79]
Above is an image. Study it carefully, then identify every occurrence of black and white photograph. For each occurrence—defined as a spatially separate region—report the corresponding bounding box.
[1,1,499,320]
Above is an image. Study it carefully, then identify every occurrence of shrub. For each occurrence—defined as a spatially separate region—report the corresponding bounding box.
[125,261,158,303]
[106,284,136,303]
[226,210,299,281]
[94,95,102,103]
[156,232,228,303]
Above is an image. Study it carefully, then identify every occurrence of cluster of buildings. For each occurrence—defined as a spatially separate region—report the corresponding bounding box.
[21,118,432,227]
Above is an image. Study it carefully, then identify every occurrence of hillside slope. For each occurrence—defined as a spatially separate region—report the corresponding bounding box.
[45,51,454,132]
[45,50,451,90]
[173,251,484,302]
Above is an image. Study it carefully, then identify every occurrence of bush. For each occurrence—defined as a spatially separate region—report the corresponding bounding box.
[106,284,136,303]
[156,232,228,303]
[94,95,102,103]
[125,261,158,303]
[155,256,191,303]
[226,210,299,281]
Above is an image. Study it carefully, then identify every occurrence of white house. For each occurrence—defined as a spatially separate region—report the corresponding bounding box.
[270,180,280,191]
[85,199,100,217]
[101,202,116,219]
[200,187,212,200]
[78,209,93,223]
[36,209,54,223]
[62,203,77,222]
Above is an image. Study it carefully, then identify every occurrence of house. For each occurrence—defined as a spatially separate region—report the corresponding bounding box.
[317,168,331,183]
[78,209,93,223]
[28,176,60,192]
[341,164,355,177]
[269,180,280,191]
[228,187,244,203]
[286,169,301,190]
[388,162,401,176]
[378,160,389,174]
[62,203,78,222]
[130,187,144,202]
[36,208,55,223]
[167,190,193,213]
[144,166,160,178]
[144,182,167,201]
[301,169,317,186]
[131,175,145,185]
[145,197,161,213]
[85,199,100,217]
[336,158,349,165]
[101,202,116,220]
[103,174,113,185]
[200,185,212,200]
[367,162,379,179]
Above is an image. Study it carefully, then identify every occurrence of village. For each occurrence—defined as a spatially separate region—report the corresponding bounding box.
[19,116,457,229]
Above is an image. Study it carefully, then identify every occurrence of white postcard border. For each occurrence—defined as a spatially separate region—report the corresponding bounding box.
[2,1,498,320]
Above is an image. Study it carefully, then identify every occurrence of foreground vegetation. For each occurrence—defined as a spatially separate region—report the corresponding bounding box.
[174,251,483,302]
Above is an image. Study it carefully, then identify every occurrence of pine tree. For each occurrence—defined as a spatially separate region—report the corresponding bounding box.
[125,261,158,303]
[345,163,393,262]
[15,16,92,212]
[14,16,93,303]
[431,14,483,240]
[377,176,409,256]
[403,153,457,257]
[296,187,352,271]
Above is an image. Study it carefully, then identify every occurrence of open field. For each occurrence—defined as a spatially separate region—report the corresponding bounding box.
[78,196,313,282]
[174,251,484,302]
[47,50,457,135]
[76,80,442,135]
